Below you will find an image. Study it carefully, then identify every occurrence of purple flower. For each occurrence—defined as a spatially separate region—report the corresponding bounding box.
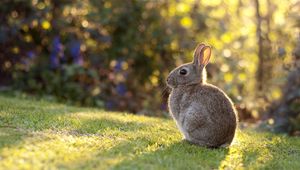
[70,40,83,66]
[114,59,122,72]
[52,36,64,53]
[116,83,126,96]
[50,53,59,68]
[26,51,35,59]
[50,36,64,69]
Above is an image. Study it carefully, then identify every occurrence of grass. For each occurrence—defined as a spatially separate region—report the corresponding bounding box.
[0,93,299,170]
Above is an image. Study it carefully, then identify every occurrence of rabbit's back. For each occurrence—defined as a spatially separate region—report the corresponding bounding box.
[194,84,237,146]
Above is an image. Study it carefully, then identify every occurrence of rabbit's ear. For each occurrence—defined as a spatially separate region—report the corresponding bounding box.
[193,43,206,65]
[198,46,211,67]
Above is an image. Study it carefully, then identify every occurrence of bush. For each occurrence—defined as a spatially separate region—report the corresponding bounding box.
[1,0,207,114]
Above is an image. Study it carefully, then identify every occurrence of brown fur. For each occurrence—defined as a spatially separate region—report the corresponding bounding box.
[167,43,237,148]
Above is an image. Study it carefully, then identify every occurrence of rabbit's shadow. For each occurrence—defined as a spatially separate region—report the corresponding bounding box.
[112,140,229,169]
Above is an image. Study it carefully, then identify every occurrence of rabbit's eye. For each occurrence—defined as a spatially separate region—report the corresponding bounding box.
[179,68,188,75]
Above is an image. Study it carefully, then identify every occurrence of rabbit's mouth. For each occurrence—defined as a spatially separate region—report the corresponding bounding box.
[166,77,177,88]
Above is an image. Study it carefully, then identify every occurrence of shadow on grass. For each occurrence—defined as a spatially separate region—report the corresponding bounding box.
[218,131,300,169]
[0,113,148,152]
[74,117,148,134]
[0,127,28,150]
[0,105,73,151]
[0,94,149,153]
[0,94,77,150]
[75,131,298,169]
[0,94,147,132]
[64,138,229,169]
[112,141,229,169]
[240,135,300,169]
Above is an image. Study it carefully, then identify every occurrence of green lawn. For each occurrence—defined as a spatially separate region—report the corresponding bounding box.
[0,93,299,170]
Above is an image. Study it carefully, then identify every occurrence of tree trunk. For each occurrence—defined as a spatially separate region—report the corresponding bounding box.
[254,0,264,92]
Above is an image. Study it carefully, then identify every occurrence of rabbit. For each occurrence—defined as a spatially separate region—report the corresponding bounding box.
[166,43,237,148]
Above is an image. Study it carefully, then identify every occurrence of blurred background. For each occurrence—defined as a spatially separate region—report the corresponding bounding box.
[0,0,299,135]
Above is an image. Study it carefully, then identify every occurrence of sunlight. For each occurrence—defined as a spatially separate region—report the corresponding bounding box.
[0,131,119,169]
[180,17,192,28]
[176,3,191,14]
[218,132,243,169]
[0,95,299,169]
[202,0,222,6]
[218,130,286,169]
[0,0,299,168]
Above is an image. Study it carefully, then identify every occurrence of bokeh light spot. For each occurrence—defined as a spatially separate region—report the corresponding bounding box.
[81,20,89,28]
[12,47,19,54]
[221,64,230,72]
[121,62,128,70]
[223,49,232,58]
[150,75,159,86]
[224,73,233,82]
[238,73,247,81]
[42,21,51,30]
[180,17,192,28]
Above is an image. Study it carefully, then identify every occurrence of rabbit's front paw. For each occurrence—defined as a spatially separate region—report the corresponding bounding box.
[184,113,205,133]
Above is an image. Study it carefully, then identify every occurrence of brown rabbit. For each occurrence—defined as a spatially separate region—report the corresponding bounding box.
[166,43,237,148]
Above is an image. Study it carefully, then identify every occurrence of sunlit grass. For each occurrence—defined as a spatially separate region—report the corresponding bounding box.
[0,93,299,169]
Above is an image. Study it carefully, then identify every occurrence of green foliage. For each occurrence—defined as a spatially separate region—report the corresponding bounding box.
[0,94,300,169]
[13,64,102,106]
[0,0,209,114]
[0,0,298,117]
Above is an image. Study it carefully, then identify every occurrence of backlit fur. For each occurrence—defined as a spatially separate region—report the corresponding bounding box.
[167,43,237,148]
